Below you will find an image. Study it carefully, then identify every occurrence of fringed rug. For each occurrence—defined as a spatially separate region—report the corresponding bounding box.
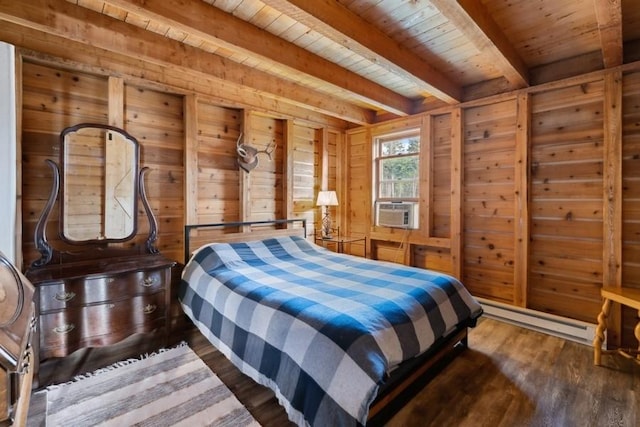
[27,343,260,427]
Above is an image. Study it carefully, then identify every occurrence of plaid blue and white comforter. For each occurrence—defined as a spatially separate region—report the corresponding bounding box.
[179,236,482,427]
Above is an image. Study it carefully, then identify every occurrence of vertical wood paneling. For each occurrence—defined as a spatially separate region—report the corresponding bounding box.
[346,129,370,240]
[514,93,530,307]
[621,71,640,347]
[420,115,433,236]
[291,122,317,232]
[432,113,452,239]
[463,100,517,303]
[315,126,329,237]
[124,84,184,262]
[447,110,460,279]
[529,81,604,322]
[603,72,623,289]
[603,71,623,347]
[283,120,294,221]
[327,129,343,237]
[184,95,198,230]
[239,110,251,225]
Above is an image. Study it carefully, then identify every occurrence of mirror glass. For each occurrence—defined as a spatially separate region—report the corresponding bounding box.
[61,125,138,242]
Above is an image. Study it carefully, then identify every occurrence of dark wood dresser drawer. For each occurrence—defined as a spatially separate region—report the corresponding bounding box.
[39,292,167,359]
[27,254,176,366]
[38,267,168,312]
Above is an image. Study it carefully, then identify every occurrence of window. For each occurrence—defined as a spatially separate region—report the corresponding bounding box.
[375,131,420,201]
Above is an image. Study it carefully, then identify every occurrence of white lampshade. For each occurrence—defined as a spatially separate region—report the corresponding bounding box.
[316,190,339,207]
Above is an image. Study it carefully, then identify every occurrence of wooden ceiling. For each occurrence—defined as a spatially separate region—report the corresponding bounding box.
[0,0,637,125]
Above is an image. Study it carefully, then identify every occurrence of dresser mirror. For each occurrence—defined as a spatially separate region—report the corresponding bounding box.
[62,124,138,242]
[30,123,159,267]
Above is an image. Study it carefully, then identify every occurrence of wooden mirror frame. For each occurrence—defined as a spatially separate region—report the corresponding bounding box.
[31,123,159,267]
[60,123,139,243]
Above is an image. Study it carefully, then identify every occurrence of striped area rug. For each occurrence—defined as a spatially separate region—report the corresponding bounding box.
[28,343,260,427]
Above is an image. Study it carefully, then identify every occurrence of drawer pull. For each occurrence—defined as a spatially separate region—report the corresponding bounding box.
[53,324,75,334]
[54,291,76,302]
[143,304,157,314]
[141,277,157,287]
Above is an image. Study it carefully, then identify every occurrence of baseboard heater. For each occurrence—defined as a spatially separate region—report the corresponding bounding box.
[476,297,601,347]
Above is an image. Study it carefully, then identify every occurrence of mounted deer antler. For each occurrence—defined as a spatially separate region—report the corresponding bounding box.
[236,132,276,172]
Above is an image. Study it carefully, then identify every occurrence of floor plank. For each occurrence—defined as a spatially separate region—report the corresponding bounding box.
[34,318,640,426]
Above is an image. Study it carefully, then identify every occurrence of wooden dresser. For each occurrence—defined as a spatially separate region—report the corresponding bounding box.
[26,254,174,361]
[25,123,177,384]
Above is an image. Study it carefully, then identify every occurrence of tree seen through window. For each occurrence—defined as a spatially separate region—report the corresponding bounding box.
[377,133,420,200]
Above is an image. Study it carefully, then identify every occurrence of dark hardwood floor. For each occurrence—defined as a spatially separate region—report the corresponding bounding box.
[34,318,640,426]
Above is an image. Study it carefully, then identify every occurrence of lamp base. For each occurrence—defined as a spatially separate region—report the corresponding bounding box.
[322,211,332,239]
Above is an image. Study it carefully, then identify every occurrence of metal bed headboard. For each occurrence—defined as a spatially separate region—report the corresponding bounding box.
[183,218,307,264]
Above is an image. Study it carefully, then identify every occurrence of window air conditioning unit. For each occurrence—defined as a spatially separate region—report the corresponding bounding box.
[375,201,419,229]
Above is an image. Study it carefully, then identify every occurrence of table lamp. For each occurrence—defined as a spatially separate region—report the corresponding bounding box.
[316,190,338,239]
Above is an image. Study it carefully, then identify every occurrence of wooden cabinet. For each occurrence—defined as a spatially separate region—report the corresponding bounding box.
[25,124,177,384]
[27,255,175,362]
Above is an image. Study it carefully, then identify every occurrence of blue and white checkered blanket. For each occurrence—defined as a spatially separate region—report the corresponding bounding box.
[179,236,482,426]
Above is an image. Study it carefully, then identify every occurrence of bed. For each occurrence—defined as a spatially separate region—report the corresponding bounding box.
[179,219,483,426]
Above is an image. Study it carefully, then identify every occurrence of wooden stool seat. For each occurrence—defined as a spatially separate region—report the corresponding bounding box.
[593,286,640,365]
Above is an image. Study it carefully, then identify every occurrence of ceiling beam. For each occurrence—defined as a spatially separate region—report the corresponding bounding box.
[262,0,462,105]
[593,0,623,68]
[432,0,529,89]
[0,22,348,128]
[98,0,413,116]
[0,0,375,124]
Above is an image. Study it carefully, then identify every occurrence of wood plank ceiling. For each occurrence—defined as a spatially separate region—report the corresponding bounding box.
[0,0,637,125]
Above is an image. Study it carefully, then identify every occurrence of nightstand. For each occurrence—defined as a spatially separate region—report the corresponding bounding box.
[315,232,367,257]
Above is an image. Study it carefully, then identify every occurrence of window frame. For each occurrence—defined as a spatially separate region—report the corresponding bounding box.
[373,129,421,203]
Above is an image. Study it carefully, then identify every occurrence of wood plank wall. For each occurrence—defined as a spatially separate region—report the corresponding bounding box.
[622,71,640,346]
[430,113,452,239]
[15,33,640,346]
[194,101,241,225]
[463,100,517,304]
[529,81,604,322]
[346,68,640,345]
[20,60,186,264]
[123,85,185,262]
[19,57,339,268]
[21,61,109,265]
[413,114,454,274]
[346,130,369,258]
[243,114,283,223]
[291,122,318,231]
